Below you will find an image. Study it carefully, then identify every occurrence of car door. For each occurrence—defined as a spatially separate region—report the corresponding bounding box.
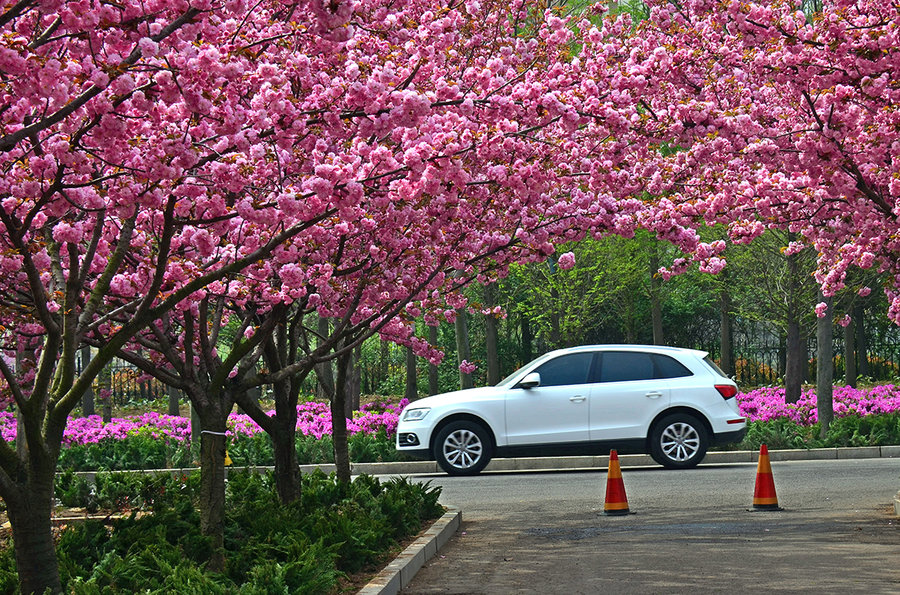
[504,351,595,445]
[589,351,671,441]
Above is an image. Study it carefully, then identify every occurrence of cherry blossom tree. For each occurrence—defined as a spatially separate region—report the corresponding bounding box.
[576,0,900,430]
[108,0,659,517]
[0,0,353,590]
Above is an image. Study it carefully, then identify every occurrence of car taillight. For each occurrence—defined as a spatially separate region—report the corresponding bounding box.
[715,384,738,399]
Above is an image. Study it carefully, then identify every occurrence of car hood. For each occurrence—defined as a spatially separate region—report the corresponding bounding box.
[405,386,505,409]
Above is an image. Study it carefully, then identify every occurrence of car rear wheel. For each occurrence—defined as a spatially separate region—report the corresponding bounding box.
[434,421,492,475]
[649,413,708,469]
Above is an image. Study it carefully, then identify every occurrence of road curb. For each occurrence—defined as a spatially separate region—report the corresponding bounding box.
[358,507,461,595]
[66,445,900,481]
[314,444,900,477]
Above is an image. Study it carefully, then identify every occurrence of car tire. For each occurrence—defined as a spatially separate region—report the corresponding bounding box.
[434,421,492,476]
[649,413,708,469]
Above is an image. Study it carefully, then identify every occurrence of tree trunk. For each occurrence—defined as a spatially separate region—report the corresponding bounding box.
[315,316,334,400]
[484,284,501,385]
[271,417,300,504]
[816,293,834,438]
[844,315,857,388]
[198,408,230,573]
[455,309,473,389]
[349,346,362,414]
[624,294,636,343]
[99,364,112,423]
[167,384,181,416]
[649,243,665,345]
[521,315,533,364]
[427,324,440,396]
[549,286,561,348]
[719,283,734,376]
[190,401,201,463]
[855,304,868,377]
[785,319,803,404]
[379,339,390,390]
[332,350,353,484]
[404,345,418,401]
[80,346,95,417]
[6,468,59,594]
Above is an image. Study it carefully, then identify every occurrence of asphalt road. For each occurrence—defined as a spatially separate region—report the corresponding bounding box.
[398,459,900,594]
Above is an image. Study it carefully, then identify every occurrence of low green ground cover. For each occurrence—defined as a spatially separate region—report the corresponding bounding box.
[0,470,443,594]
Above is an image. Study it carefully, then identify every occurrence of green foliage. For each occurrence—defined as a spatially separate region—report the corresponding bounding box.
[734,413,900,450]
[737,419,818,450]
[349,428,402,463]
[11,470,444,593]
[0,542,17,595]
[58,436,192,472]
[821,413,900,447]
[56,470,97,511]
[57,430,413,472]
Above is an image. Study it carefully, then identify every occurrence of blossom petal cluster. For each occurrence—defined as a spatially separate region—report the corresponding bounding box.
[0,399,409,446]
[737,385,900,425]
[584,0,900,318]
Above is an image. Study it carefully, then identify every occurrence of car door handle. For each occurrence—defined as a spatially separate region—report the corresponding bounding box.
[645,392,663,399]
[570,395,586,403]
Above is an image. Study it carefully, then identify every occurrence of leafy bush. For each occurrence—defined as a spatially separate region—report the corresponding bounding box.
[1,470,443,593]
[54,417,411,471]
[734,412,900,450]
[57,435,192,472]
[821,413,900,447]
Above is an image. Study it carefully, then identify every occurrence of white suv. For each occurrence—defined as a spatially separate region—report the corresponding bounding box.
[396,345,746,475]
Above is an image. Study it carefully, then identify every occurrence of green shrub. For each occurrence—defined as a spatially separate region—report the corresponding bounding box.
[0,544,17,595]
[737,418,818,450]
[58,436,191,472]
[734,412,900,450]
[823,413,900,447]
[14,469,444,593]
[56,470,97,511]
[57,429,415,472]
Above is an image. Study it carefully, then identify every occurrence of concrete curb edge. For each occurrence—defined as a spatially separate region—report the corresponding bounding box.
[357,507,461,595]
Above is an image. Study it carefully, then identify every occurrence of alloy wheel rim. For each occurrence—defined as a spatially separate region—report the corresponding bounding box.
[443,429,483,469]
[660,422,700,462]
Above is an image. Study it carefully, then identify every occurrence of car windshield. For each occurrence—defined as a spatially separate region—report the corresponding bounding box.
[496,351,558,386]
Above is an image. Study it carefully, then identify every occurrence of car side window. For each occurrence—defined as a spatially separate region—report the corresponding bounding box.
[533,353,595,387]
[598,352,655,382]
[653,354,693,379]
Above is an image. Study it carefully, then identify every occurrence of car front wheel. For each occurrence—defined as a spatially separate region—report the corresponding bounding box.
[434,421,492,475]
[649,413,708,469]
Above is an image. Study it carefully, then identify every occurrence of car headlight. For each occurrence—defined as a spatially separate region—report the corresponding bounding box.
[402,407,431,422]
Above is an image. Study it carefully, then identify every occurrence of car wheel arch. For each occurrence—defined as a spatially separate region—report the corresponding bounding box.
[430,413,497,452]
[647,406,712,445]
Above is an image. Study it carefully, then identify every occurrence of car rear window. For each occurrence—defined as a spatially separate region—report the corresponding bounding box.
[703,355,731,378]
[599,352,654,382]
[598,352,693,382]
[653,354,692,379]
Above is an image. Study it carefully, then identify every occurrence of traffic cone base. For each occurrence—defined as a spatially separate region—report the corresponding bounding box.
[603,450,632,516]
[751,444,783,511]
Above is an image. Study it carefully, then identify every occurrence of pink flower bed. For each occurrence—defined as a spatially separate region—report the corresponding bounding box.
[737,385,900,425]
[6,386,895,447]
[0,398,410,446]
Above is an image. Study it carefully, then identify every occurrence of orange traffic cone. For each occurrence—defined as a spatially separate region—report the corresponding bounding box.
[603,450,631,516]
[752,444,782,511]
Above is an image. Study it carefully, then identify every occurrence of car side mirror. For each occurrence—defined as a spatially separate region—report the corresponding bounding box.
[516,372,541,389]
